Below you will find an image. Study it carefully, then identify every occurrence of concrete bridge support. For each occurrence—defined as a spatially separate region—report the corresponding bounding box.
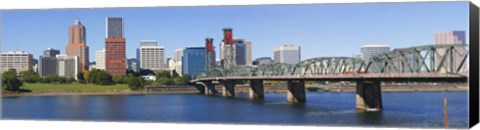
[356,80,383,110]
[222,81,235,97]
[203,81,217,95]
[194,83,205,94]
[249,80,264,100]
[287,80,306,103]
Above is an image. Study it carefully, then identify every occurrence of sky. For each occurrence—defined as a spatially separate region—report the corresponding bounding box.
[0,1,470,62]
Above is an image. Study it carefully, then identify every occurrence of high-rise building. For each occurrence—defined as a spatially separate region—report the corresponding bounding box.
[245,41,252,66]
[95,49,106,70]
[182,47,206,78]
[434,30,467,73]
[65,19,89,73]
[105,17,126,76]
[174,48,184,76]
[219,38,249,66]
[0,51,33,73]
[106,17,124,38]
[274,44,301,64]
[43,48,60,58]
[234,40,247,65]
[127,58,138,72]
[105,38,126,76]
[253,57,274,65]
[39,48,60,77]
[56,54,80,79]
[360,45,390,61]
[138,40,165,71]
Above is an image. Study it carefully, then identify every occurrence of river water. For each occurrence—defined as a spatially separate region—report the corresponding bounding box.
[1,91,469,128]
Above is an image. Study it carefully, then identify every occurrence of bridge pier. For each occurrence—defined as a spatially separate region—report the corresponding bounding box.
[203,81,217,95]
[194,83,205,94]
[222,81,235,97]
[287,80,306,103]
[356,80,382,111]
[249,80,264,100]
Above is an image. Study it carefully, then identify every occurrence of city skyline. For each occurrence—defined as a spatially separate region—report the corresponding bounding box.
[0,2,469,62]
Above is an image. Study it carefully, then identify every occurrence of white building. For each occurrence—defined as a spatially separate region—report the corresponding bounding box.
[95,48,106,70]
[360,44,390,61]
[138,40,165,71]
[174,48,184,76]
[56,54,80,79]
[245,41,252,66]
[142,75,156,81]
[0,51,33,73]
[274,44,301,64]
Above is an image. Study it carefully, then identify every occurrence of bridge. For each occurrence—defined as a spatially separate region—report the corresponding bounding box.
[190,44,469,111]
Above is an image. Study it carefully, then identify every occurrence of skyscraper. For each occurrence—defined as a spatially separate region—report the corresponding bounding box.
[43,48,60,58]
[219,38,249,66]
[274,44,301,64]
[434,30,467,73]
[138,40,165,71]
[360,45,390,61]
[105,17,126,76]
[182,47,206,78]
[234,40,247,65]
[106,17,124,38]
[65,18,89,73]
[39,48,59,77]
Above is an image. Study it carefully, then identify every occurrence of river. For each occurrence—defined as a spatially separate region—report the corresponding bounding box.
[1,91,469,128]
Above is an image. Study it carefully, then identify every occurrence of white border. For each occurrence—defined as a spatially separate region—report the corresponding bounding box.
[0,0,478,130]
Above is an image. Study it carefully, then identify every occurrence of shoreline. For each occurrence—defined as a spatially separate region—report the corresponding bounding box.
[1,85,468,97]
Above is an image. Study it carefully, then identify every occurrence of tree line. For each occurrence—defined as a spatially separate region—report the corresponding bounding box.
[2,68,191,92]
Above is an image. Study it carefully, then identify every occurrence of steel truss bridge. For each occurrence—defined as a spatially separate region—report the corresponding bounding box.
[190,44,469,111]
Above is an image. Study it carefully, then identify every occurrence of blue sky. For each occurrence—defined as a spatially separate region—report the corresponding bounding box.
[0,1,469,62]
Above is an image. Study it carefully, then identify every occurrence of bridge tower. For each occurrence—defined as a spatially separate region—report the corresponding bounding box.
[222,28,236,69]
[205,38,215,71]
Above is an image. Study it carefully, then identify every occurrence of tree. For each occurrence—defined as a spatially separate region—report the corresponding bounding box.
[77,72,85,83]
[113,75,127,84]
[96,71,113,85]
[127,69,140,77]
[83,71,90,83]
[156,70,171,79]
[44,74,60,83]
[127,76,145,90]
[172,77,184,85]
[85,69,113,85]
[19,70,39,83]
[2,69,23,91]
[156,78,172,86]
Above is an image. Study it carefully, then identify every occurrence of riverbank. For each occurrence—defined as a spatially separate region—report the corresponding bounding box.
[1,84,468,97]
